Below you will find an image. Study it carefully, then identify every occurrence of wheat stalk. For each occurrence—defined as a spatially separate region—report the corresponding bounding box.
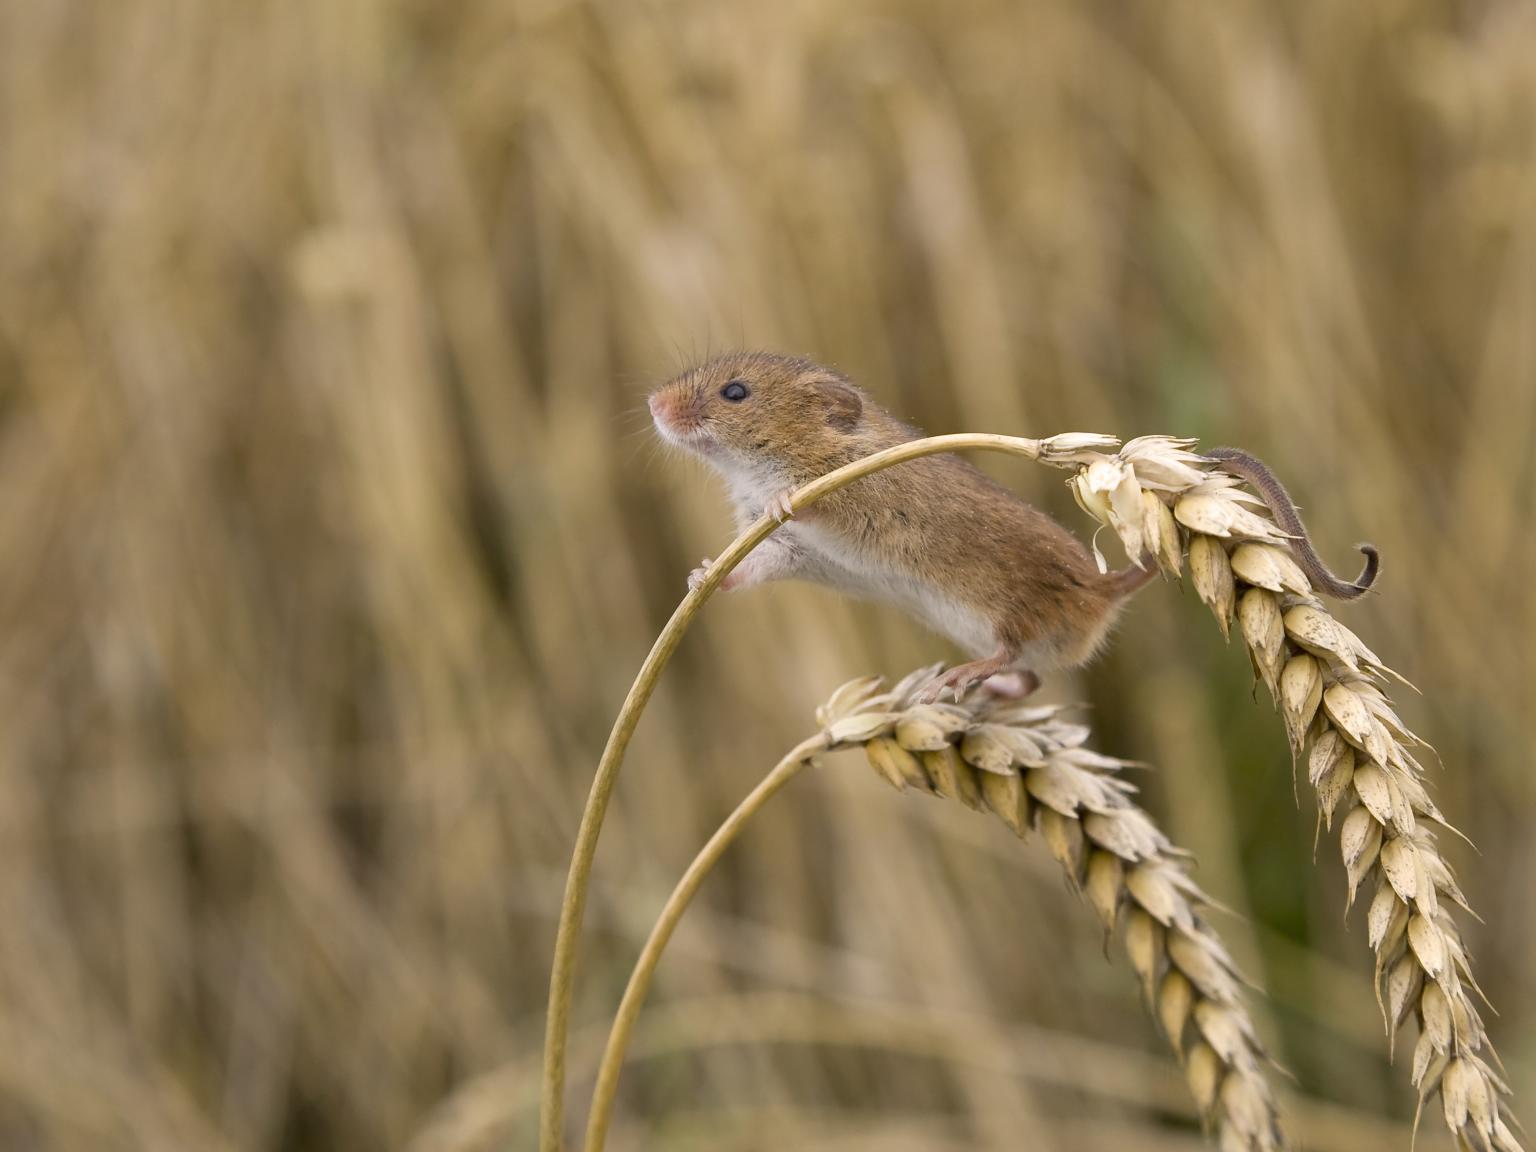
[1055,435,1522,1152]
[540,432,1052,1151]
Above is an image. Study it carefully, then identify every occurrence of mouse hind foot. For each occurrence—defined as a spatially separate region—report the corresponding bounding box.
[913,648,1015,704]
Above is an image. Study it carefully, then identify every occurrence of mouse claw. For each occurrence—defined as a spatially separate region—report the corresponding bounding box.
[767,488,795,524]
[909,681,946,706]
[690,556,745,593]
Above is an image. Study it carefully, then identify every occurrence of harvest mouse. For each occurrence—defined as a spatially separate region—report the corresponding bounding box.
[649,351,1378,702]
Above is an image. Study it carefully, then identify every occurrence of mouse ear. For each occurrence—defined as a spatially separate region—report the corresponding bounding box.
[820,379,862,432]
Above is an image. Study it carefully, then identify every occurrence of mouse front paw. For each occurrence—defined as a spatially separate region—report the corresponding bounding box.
[766,488,795,524]
[689,556,743,593]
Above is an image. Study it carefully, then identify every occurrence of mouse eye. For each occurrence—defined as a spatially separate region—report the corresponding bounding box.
[720,380,751,403]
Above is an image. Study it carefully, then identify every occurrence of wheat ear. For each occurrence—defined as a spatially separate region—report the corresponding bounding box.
[1058,435,1522,1152]
[585,668,1287,1152]
[841,667,1287,1152]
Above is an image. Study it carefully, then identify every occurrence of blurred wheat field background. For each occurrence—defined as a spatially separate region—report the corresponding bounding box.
[1,1,1532,1150]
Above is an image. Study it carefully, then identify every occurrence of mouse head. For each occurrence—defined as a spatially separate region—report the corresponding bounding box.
[648,352,864,475]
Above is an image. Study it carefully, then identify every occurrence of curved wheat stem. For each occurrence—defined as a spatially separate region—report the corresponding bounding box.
[541,432,1059,1151]
[586,668,1286,1152]
[582,734,829,1152]
[1056,436,1522,1152]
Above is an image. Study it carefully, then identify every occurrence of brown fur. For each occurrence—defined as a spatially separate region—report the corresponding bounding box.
[649,352,1151,692]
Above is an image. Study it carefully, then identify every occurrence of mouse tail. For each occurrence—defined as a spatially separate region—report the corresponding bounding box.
[1105,560,1159,601]
[1204,446,1381,600]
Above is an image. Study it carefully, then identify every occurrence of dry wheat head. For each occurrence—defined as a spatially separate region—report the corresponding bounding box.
[815,667,1287,1152]
[1053,434,1521,1152]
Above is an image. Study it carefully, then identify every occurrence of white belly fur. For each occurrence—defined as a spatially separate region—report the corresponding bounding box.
[787,522,1001,659]
[724,469,1078,672]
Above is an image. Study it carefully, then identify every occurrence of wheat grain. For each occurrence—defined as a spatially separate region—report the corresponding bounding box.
[1057,436,1523,1152]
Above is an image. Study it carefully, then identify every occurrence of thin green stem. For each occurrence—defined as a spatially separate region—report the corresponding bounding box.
[539,432,1042,1152]
[582,733,830,1152]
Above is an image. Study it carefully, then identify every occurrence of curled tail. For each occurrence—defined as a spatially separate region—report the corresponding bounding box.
[1204,446,1379,600]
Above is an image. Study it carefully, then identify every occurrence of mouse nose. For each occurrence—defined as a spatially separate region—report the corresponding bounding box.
[648,392,671,426]
[649,389,702,443]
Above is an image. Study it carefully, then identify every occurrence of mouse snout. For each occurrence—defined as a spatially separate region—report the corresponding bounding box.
[649,387,706,446]
[648,390,678,431]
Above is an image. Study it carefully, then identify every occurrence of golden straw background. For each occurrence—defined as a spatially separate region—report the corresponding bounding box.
[1,2,1532,1150]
